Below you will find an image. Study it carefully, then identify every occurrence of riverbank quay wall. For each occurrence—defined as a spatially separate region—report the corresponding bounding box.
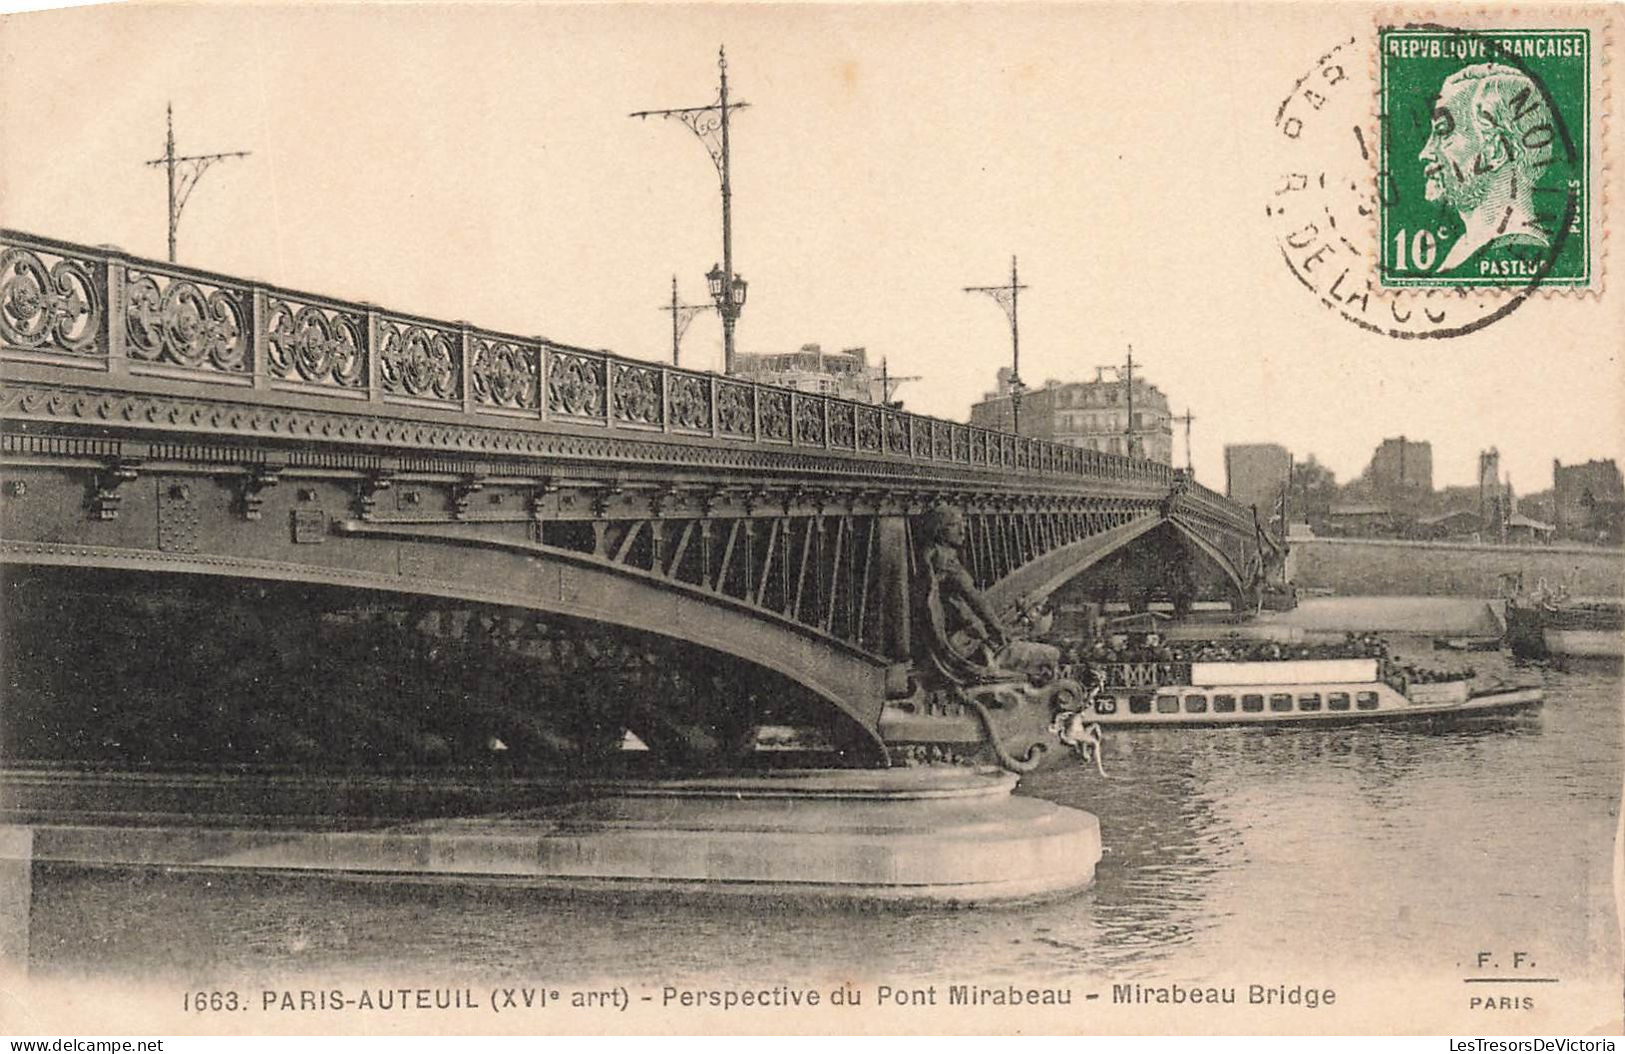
[1289,537,1625,598]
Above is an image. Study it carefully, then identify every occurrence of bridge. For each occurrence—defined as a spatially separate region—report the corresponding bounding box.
[0,228,1282,782]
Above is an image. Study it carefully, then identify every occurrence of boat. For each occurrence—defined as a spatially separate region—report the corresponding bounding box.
[1057,656,1542,727]
[1504,593,1623,661]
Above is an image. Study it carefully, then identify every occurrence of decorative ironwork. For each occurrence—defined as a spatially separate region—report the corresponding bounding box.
[125,270,249,373]
[855,408,881,452]
[0,246,101,355]
[884,413,908,455]
[667,372,711,431]
[794,395,825,446]
[377,319,459,402]
[828,404,856,449]
[546,350,605,418]
[759,388,791,441]
[612,362,662,426]
[265,300,366,389]
[470,337,539,411]
[716,381,753,436]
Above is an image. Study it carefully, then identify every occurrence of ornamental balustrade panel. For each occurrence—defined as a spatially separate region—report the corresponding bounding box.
[0,241,105,364]
[854,407,881,453]
[125,265,252,380]
[883,412,908,456]
[264,295,368,396]
[793,393,825,446]
[828,402,856,450]
[715,380,755,438]
[545,347,607,422]
[611,361,663,429]
[666,370,713,434]
[468,333,540,416]
[377,315,461,406]
[758,388,791,444]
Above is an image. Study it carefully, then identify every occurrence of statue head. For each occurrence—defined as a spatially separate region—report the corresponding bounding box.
[1419,62,1555,215]
[922,503,967,548]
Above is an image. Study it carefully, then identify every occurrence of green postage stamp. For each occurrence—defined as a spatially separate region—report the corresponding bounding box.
[1379,25,1593,288]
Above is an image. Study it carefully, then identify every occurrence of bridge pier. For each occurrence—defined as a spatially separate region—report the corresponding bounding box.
[11,769,1100,907]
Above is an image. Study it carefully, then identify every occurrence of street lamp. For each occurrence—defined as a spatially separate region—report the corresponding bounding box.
[633,49,750,373]
[707,263,748,325]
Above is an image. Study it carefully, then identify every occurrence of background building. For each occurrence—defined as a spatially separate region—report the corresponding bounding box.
[968,366,1174,463]
[732,344,910,406]
[1348,435,1433,519]
[1553,458,1625,544]
[1225,443,1292,529]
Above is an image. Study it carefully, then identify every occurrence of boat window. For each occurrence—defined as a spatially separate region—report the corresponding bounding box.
[1155,694,1180,714]
[1298,693,1322,711]
[1327,692,1351,711]
[1241,694,1264,712]
[1184,694,1208,714]
[1129,694,1153,715]
[1269,693,1293,712]
[1356,691,1380,710]
[1213,694,1237,713]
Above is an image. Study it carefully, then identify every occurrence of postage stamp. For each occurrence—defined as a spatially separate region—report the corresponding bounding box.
[1379,25,1595,289]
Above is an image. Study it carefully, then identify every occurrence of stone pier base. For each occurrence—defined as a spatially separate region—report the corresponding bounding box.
[16,768,1100,905]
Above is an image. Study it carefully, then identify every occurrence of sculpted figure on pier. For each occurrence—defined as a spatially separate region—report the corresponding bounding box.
[917,503,1059,686]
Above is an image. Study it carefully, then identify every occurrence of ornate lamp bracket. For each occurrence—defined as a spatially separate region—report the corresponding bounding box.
[356,471,395,519]
[91,459,142,521]
[238,463,283,521]
[451,476,493,520]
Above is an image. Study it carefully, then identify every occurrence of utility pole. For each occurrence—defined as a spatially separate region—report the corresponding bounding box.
[1174,408,1196,474]
[660,275,714,366]
[1122,346,1138,457]
[144,102,251,263]
[965,255,1028,434]
[632,49,750,374]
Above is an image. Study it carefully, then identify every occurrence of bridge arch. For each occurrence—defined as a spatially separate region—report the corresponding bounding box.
[2,533,892,758]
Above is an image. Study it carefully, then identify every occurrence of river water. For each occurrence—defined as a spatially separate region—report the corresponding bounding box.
[19,636,1623,1031]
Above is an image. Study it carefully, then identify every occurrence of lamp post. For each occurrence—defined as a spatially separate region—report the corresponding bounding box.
[1121,346,1139,458]
[661,275,714,367]
[632,49,750,373]
[964,255,1028,434]
[144,102,251,263]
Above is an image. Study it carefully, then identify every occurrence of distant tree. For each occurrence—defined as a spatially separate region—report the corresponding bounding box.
[1290,456,1340,527]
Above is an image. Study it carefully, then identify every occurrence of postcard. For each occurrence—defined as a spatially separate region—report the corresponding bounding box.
[0,0,1621,1037]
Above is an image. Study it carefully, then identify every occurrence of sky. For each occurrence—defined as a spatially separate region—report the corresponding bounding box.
[1,2,1620,492]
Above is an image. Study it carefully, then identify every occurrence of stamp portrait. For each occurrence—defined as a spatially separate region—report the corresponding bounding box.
[1379,27,1593,288]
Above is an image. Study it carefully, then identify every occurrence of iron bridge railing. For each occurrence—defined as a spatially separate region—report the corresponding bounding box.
[0,229,1189,491]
